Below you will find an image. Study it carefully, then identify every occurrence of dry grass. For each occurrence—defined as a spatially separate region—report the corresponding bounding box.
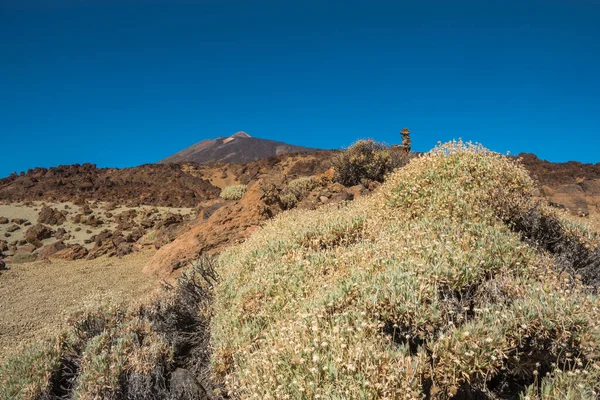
[211,141,600,399]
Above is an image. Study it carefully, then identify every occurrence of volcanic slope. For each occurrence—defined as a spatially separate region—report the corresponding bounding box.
[160,131,320,164]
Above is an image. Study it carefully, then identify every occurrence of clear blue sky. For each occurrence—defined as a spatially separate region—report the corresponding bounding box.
[1,0,599,177]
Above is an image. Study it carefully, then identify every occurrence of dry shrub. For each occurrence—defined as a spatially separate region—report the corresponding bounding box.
[220,184,247,201]
[0,257,219,400]
[332,139,410,186]
[287,176,319,198]
[211,140,600,399]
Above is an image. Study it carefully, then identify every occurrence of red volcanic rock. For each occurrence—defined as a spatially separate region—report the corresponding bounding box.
[24,224,53,247]
[53,244,88,260]
[37,206,66,225]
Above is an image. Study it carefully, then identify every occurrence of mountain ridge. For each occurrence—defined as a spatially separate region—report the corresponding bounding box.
[159,131,320,164]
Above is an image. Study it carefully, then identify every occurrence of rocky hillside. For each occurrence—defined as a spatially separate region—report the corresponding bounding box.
[0,163,220,207]
[518,153,600,218]
[160,131,320,164]
[3,142,600,400]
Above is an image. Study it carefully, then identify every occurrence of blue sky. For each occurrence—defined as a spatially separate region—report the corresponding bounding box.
[1,0,599,177]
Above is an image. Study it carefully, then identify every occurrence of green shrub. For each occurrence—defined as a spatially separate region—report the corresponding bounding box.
[0,342,60,400]
[219,184,247,201]
[287,176,319,199]
[333,139,409,186]
[278,192,298,210]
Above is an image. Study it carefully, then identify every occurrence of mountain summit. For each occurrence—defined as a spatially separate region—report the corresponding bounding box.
[159,132,319,164]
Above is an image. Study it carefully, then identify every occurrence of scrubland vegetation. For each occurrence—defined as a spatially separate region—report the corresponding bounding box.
[3,141,600,399]
[212,141,600,399]
[220,184,247,201]
[332,139,410,186]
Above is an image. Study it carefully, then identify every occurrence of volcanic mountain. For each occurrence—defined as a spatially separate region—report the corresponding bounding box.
[159,131,320,164]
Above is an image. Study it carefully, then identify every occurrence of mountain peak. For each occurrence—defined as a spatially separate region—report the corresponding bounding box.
[160,132,320,164]
[231,131,251,138]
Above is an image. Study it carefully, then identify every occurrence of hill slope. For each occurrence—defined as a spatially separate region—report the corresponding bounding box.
[159,131,320,164]
[0,163,220,207]
[2,142,600,400]
[211,142,600,399]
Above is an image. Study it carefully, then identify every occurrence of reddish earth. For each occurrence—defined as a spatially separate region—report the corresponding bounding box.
[517,153,600,217]
[0,163,220,207]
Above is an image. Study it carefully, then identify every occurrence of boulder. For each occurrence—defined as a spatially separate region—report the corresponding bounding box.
[54,227,67,240]
[157,213,184,228]
[25,224,53,247]
[39,241,67,259]
[86,231,135,259]
[37,206,66,225]
[53,244,88,260]
[6,224,20,233]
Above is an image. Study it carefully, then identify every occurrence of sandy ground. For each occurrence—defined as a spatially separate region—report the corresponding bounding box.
[0,201,193,249]
[0,248,160,363]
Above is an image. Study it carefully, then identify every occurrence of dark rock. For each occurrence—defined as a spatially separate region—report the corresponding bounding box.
[25,224,53,247]
[157,213,183,228]
[4,233,11,238]
[0,240,7,252]
[6,224,20,233]
[126,228,144,243]
[54,227,67,239]
[53,244,88,260]
[140,218,155,229]
[0,258,5,270]
[85,215,103,227]
[39,241,67,259]
[0,217,8,224]
[11,218,27,225]
[37,205,66,225]
[74,227,82,232]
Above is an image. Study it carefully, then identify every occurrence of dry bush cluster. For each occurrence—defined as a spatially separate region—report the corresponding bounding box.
[278,176,322,210]
[0,258,218,400]
[332,139,410,186]
[220,184,247,201]
[211,141,600,399]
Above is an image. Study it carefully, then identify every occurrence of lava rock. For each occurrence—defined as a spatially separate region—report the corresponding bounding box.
[25,224,53,247]
[37,206,66,225]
